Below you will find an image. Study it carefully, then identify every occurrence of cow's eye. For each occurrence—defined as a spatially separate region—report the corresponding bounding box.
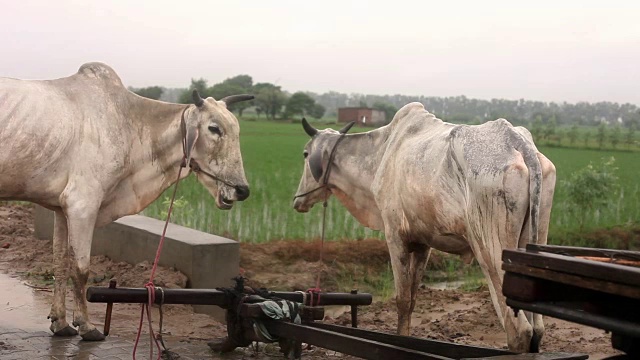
[303,150,309,159]
[208,124,222,136]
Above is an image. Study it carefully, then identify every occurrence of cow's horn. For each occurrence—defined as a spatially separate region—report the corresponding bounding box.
[339,121,356,134]
[302,118,317,137]
[220,94,255,106]
[192,90,204,107]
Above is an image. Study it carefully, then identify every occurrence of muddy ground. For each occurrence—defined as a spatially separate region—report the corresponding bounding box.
[0,203,622,359]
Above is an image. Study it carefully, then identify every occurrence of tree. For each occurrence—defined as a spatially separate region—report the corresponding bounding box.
[531,116,544,143]
[221,74,253,90]
[543,115,557,143]
[568,124,579,146]
[284,92,317,119]
[555,127,566,146]
[583,131,591,147]
[253,83,287,120]
[610,125,621,149]
[210,75,254,117]
[596,123,607,149]
[372,101,398,124]
[132,86,164,100]
[179,78,209,104]
[309,103,326,119]
[624,114,640,149]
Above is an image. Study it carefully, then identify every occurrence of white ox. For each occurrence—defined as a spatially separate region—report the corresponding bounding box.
[0,63,253,340]
[293,103,556,352]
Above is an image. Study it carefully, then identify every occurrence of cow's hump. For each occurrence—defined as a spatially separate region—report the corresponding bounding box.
[77,62,124,87]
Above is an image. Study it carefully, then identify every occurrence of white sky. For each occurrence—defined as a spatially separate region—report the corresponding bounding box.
[2,1,639,104]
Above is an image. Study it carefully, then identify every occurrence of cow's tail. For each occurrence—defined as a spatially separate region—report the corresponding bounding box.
[512,132,543,245]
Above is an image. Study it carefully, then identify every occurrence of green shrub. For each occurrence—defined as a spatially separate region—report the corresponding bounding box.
[562,157,619,230]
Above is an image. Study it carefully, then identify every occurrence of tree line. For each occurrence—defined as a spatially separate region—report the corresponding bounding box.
[309,93,640,128]
[130,75,640,130]
[131,75,326,120]
[532,120,638,150]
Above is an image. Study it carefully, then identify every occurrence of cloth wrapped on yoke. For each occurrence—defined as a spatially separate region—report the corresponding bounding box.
[252,299,302,342]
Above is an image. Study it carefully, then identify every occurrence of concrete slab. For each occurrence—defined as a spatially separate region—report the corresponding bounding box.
[34,206,239,321]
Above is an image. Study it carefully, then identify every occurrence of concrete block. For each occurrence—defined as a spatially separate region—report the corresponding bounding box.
[34,206,239,321]
[34,206,54,241]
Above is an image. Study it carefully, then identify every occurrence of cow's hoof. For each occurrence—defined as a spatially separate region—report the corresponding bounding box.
[80,329,106,341]
[53,326,79,337]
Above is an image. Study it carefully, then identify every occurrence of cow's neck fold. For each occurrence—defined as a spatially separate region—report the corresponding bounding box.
[327,127,390,230]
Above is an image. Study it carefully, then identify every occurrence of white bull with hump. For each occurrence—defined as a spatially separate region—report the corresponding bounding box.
[0,62,253,340]
[293,103,556,352]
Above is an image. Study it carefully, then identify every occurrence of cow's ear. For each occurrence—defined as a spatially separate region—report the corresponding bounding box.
[308,148,324,182]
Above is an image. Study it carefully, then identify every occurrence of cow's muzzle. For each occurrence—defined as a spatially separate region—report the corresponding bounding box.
[216,185,249,210]
[293,198,311,213]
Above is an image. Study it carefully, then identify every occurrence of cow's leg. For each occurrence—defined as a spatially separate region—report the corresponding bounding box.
[49,209,78,336]
[63,194,105,341]
[386,233,413,336]
[471,245,533,353]
[408,244,431,329]
[466,166,534,352]
[517,203,540,351]
[503,162,538,352]
[529,155,556,351]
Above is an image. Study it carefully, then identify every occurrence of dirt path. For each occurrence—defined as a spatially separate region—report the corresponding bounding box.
[0,203,622,359]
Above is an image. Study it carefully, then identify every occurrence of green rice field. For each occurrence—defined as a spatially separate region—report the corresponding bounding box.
[540,146,640,234]
[143,120,640,244]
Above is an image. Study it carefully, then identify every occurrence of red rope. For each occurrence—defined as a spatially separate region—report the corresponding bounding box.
[133,164,185,360]
[306,198,329,307]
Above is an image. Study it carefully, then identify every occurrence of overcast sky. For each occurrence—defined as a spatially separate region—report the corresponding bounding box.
[2,1,639,104]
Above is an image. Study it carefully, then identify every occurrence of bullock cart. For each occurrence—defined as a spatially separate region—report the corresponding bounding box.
[503,244,640,359]
[87,276,584,360]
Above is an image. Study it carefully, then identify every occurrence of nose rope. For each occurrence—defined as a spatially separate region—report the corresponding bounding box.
[179,106,239,189]
[188,161,237,188]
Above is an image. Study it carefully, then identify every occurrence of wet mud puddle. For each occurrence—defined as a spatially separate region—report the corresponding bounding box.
[0,271,51,331]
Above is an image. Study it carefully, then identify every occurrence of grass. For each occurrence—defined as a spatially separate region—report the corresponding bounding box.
[143,119,640,249]
[22,269,55,287]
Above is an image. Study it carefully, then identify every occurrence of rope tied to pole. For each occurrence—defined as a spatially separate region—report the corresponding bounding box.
[133,106,191,360]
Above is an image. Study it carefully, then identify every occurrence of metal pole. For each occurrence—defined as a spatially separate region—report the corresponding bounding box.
[351,289,358,328]
[86,287,373,307]
[103,279,117,336]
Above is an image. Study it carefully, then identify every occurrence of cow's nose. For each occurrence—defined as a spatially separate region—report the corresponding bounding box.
[235,185,250,201]
[293,198,309,213]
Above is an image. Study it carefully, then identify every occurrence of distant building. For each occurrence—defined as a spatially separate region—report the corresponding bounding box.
[338,107,386,127]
